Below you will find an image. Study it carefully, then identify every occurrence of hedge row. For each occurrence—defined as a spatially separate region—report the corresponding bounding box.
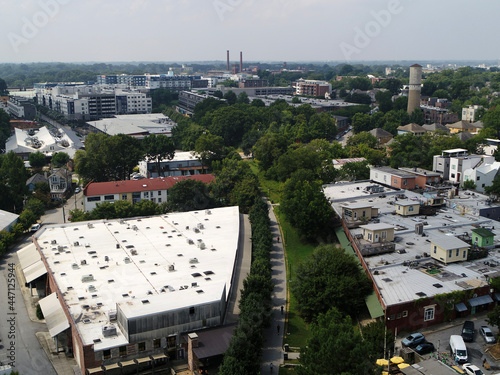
[218,198,274,374]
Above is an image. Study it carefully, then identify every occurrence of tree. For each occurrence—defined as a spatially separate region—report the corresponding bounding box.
[194,132,227,169]
[362,320,395,359]
[339,160,370,181]
[0,151,29,212]
[292,244,372,322]
[0,109,12,149]
[296,308,377,375]
[142,134,175,177]
[51,152,70,167]
[280,170,335,241]
[462,179,477,190]
[487,306,500,333]
[351,113,372,133]
[29,151,46,168]
[237,91,249,104]
[346,132,378,149]
[167,179,213,212]
[252,132,290,171]
[409,108,425,125]
[485,175,500,197]
[375,90,393,113]
[0,78,8,95]
[223,90,237,105]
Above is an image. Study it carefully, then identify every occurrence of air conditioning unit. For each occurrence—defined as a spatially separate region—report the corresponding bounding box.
[102,325,117,337]
[108,311,117,321]
[81,274,94,282]
[168,264,175,272]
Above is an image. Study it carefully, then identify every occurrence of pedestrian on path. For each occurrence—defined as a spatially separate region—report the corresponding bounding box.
[281,305,284,315]
[270,362,274,373]
[277,236,280,243]
[277,324,280,335]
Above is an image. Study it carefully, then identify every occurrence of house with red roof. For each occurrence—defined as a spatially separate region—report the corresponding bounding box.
[83,175,215,211]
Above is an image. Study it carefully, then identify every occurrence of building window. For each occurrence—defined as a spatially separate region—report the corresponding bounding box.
[87,196,101,202]
[144,191,149,198]
[456,249,459,257]
[138,342,146,352]
[158,191,162,196]
[451,173,455,178]
[104,194,114,200]
[424,307,435,321]
[154,339,161,349]
[381,231,387,239]
[394,179,397,184]
[477,176,480,181]
[433,245,437,254]
[368,233,372,241]
[402,310,408,317]
[463,250,467,258]
[409,206,414,212]
[452,165,456,170]
[158,198,162,203]
[448,250,452,258]
[103,349,111,359]
[390,314,395,320]
[122,194,127,200]
[403,179,407,186]
[119,346,127,356]
[396,313,401,319]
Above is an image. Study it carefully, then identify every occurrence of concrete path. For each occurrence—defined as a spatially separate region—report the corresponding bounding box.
[260,201,287,374]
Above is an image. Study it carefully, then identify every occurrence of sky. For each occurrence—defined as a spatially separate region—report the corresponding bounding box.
[1,0,499,64]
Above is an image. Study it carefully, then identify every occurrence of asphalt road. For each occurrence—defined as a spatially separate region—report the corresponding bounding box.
[0,236,57,374]
[0,193,82,374]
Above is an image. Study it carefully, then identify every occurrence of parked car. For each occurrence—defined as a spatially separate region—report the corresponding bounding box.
[480,326,496,344]
[30,223,41,232]
[414,342,435,355]
[75,187,81,193]
[402,333,425,348]
[462,363,484,375]
[462,320,475,342]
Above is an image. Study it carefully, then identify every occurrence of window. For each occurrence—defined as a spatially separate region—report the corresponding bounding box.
[394,179,397,184]
[104,194,114,200]
[344,209,352,218]
[396,313,401,319]
[456,249,459,257]
[424,307,435,321]
[463,250,467,258]
[138,342,146,352]
[381,231,387,239]
[103,349,111,359]
[433,245,437,254]
[451,173,455,178]
[87,196,101,202]
[368,233,372,241]
[119,346,127,356]
[448,250,452,258]
[452,165,456,170]
[189,306,195,315]
[144,191,149,198]
[158,198,162,203]
[477,176,480,181]
[409,206,414,212]
[390,314,395,320]
[402,310,408,317]
[122,194,127,200]
[154,339,161,349]
[403,179,407,186]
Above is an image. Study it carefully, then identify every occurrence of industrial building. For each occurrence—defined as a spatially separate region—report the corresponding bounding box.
[21,206,242,374]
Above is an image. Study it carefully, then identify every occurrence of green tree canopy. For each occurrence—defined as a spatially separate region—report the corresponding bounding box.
[167,179,213,212]
[291,244,372,322]
[296,308,377,375]
[51,152,70,167]
[29,151,47,168]
[142,134,175,177]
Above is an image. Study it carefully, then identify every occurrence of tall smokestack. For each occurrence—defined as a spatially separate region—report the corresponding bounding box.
[407,64,422,114]
[240,51,243,72]
[227,50,230,71]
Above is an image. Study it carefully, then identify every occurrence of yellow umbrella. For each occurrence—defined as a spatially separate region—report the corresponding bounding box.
[391,356,405,364]
[376,358,389,366]
[398,363,410,369]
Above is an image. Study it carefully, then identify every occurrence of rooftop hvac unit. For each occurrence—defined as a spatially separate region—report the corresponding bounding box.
[124,257,131,264]
[88,285,96,292]
[205,210,211,215]
[81,274,94,282]
[132,225,138,231]
[168,264,175,272]
[102,325,117,337]
[197,223,204,230]
[104,256,109,262]
[72,263,79,270]
[193,227,200,233]
[87,223,94,228]
[187,238,194,245]
[198,242,206,250]
[58,246,64,252]
[130,249,138,255]
[189,257,199,264]
[51,240,57,244]
[73,241,79,246]
[415,223,424,235]
[108,311,117,321]
[80,259,87,265]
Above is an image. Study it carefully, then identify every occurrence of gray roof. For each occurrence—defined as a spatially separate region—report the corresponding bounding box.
[185,324,235,359]
[360,223,394,231]
[369,128,393,137]
[398,123,427,133]
[457,132,473,141]
[26,173,48,186]
[0,209,19,232]
[430,234,469,250]
[447,120,475,130]
[422,123,450,132]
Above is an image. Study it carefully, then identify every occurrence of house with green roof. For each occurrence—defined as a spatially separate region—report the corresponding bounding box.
[472,228,495,248]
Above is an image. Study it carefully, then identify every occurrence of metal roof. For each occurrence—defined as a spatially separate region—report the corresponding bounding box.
[430,234,469,250]
[38,293,70,337]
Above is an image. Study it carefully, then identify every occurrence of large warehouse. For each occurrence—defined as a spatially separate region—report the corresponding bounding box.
[30,206,241,374]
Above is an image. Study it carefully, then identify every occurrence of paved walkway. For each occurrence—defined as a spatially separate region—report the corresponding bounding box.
[260,201,287,374]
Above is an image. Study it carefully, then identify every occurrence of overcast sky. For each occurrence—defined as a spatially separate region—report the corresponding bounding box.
[1,0,499,64]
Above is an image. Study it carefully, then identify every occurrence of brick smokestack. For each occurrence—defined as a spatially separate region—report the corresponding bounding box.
[240,51,243,72]
[407,64,422,114]
[227,50,230,71]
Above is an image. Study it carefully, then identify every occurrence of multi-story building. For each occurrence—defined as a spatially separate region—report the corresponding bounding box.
[446,120,482,134]
[83,174,214,211]
[462,105,483,122]
[238,79,268,88]
[177,91,218,116]
[292,79,331,97]
[370,167,416,190]
[397,123,427,136]
[421,104,459,124]
[462,161,500,193]
[138,152,208,178]
[433,148,469,179]
[7,96,36,120]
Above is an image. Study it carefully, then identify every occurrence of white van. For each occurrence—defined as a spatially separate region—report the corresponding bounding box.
[450,335,468,363]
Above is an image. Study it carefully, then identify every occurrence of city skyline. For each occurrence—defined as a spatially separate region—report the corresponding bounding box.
[1,0,499,64]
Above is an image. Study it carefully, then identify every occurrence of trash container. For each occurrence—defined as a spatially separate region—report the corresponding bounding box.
[284,344,289,352]
[284,352,288,360]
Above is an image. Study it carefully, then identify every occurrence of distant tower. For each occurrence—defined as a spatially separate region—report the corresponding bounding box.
[240,51,243,72]
[283,61,287,69]
[407,64,422,114]
[227,50,230,71]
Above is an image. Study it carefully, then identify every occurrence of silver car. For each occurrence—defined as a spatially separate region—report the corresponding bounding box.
[480,326,496,344]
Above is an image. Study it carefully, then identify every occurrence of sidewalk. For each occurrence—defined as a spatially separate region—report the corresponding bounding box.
[260,201,287,374]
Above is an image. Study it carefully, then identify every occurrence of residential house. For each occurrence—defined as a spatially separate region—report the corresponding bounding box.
[449,155,494,184]
[462,161,500,193]
[26,173,48,192]
[446,120,480,134]
[369,128,393,145]
[462,105,483,122]
[49,169,71,200]
[0,209,19,232]
[430,235,469,264]
[398,167,441,188]
[395,201,420,216]
[370,166,416,189]
[360,223,395,243]
[138,152,208,178]
[333,158,367,170]
[397,123,427,136]
[340,203,378,228]
[422,123,450,133]
[471,228,494,248]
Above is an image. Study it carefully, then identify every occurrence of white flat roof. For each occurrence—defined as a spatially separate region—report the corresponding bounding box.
[34,206,240,350]
[326,183,500,307]
[430,234,470,250]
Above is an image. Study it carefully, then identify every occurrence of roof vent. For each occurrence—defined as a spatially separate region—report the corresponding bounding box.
[81,259,87,265]
[130,249,138,256]
[73,241,80,246]
[124,257,131,264]
[109,311,117,321]
[205,210,211,215]
[193,227,200,233]
[198,242,206,250]
[72,263,79,270]
[89,285,96,292]
[189,257,199,264]
[168,264,175,272]
[87,223,94,229]
[81,274,94,282]
[197,223,204,230]
[142,300,150,304]
[83,318,91,324]
[51,240,57,244]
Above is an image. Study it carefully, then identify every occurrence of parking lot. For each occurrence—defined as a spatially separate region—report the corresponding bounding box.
[399,313,500,373]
